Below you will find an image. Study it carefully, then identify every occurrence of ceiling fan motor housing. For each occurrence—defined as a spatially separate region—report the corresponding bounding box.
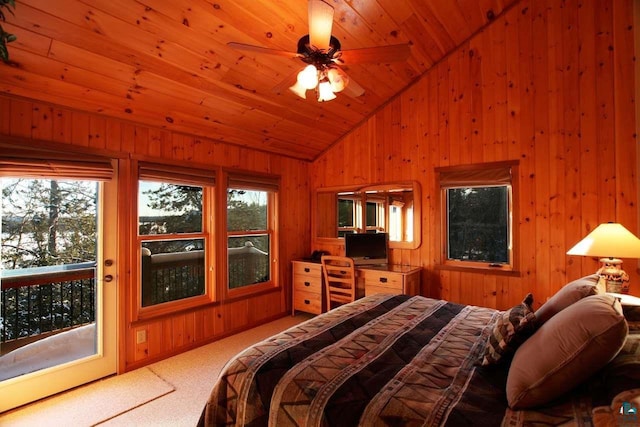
[297,34,342,70]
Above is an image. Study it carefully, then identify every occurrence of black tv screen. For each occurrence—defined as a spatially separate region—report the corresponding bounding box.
[345,232,388,265]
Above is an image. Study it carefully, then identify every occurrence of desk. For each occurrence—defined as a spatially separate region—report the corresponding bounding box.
[292,260,421,315]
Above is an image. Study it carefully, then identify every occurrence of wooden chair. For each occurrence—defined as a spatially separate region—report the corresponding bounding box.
[321,255,356,311]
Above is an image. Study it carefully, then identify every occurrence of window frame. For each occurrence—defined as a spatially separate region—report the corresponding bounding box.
[221,170,280,299]
[337,192,361,235]
[364,195,386,233]
[436,161,519,275]
[133,160,216,320]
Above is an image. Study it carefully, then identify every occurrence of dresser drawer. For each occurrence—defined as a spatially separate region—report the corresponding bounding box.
[293,262,322,277]
[359,269,403,291]
[367,284,403,296]
[294,289,322,314]
[293,275,322,294]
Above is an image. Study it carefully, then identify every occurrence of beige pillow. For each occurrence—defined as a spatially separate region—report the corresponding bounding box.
[506,294,628,409]
[534,274,600,325]
[480,293,536,366]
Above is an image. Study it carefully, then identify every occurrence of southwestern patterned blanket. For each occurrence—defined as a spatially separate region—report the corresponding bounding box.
[201,294,508,426]
[199,294,637,426]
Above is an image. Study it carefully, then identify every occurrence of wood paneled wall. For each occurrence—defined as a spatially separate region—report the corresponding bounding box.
[0,95,311,371]
[311,0,639,310]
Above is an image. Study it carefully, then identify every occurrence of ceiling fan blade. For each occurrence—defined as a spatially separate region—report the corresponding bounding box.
[308,0,334,51]
[337,44,411,65]
[342,74,365,98]
[227,42,299,59]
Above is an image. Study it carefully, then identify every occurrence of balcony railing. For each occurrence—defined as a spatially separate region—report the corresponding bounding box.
[2,245,269,349]
[1,262,96,352]
[141,250,206,307]
[228,242,269,289]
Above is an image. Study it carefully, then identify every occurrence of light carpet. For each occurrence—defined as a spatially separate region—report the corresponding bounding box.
[0,367,174,427]
[0,313,312,427]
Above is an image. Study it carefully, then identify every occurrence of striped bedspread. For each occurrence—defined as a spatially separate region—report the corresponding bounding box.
[201,294,511,426]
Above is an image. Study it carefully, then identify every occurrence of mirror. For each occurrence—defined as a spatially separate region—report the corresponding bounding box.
[314,181,421,249]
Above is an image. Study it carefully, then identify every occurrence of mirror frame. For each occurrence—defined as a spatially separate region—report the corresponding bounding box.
[312,181,422,250]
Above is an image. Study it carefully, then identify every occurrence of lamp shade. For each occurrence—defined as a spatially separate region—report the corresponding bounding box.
[289,81,307,99]
[566,223,640,258]
[317,80,336,102]
[297,64,319,90]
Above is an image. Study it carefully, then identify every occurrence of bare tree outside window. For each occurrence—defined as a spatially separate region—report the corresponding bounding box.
[1,178,98,342]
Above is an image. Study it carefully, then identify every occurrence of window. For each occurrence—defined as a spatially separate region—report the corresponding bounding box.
[337,192,360,236]
[437,162,517,271]
[137,163,214,312]
[365,197,385,233]
[226,173,278,292]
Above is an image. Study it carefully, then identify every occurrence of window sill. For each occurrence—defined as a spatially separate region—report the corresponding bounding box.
[435,263,521,277]
[136,294,213,322]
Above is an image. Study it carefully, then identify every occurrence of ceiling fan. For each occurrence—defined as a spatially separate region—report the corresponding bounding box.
[227,0,411,102]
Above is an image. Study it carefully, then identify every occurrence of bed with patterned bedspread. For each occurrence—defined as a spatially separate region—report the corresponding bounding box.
[199,292,639,427]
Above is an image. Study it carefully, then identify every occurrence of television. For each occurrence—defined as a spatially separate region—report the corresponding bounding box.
[345,232,389,266]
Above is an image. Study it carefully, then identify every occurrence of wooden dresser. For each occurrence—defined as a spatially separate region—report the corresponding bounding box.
[292,260,421,315]
[291,260,324,315]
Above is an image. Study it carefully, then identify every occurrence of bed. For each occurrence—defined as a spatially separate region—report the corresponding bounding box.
[199,287,639,427]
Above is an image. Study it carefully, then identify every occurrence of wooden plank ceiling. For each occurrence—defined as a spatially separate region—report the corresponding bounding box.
[0,0,518,160]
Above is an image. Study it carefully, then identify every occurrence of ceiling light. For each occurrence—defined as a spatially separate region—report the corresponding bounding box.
[297,64,318,90]
[289,81,308,99]
[317,79,336,102]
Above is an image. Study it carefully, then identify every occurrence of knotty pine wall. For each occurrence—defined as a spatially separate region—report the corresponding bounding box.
[311,0,639,311]
[0,95,311,372]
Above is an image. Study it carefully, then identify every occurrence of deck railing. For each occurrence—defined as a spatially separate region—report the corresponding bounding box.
[0,262,96,349]
[2,246,269,348]
[141,250,206,306]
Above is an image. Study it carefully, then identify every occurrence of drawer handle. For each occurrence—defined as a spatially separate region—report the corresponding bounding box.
[304,267,310,273]
[304,299,310,305]
[304,281,311,287]
[379,277,388,283]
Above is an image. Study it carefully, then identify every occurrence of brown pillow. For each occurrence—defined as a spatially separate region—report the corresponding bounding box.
[534,274,600,326]
[480,293,536,366]
[506,294,628,409]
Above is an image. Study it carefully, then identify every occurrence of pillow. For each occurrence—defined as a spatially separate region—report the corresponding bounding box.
[480,293,536,366]
[534,274,600,326]
[506,294,628,409]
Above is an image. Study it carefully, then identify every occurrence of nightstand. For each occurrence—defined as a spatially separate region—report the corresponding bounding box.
[609,293,640,332]
[608,293,640,306]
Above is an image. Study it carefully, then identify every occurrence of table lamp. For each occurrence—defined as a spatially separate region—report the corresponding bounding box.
[566,222,640,294]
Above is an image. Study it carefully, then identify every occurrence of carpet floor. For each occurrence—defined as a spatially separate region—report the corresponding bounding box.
[0,313,312,427]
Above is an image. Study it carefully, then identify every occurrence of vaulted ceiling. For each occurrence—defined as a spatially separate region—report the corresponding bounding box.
[1,0,518,160]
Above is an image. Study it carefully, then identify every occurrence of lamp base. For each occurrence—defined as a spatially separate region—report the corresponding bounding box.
[596,258,630,294]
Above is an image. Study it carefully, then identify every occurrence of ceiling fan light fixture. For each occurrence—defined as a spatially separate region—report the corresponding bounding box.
[317,79,336,102]
[297,64,319,90]
[327,67,349,93]
[289,81,308,99]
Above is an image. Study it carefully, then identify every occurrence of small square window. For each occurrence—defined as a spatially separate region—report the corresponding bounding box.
[438,162,516,271]
[446,186,509,264]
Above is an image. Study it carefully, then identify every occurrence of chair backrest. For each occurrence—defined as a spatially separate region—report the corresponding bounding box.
[320,255,356,311]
